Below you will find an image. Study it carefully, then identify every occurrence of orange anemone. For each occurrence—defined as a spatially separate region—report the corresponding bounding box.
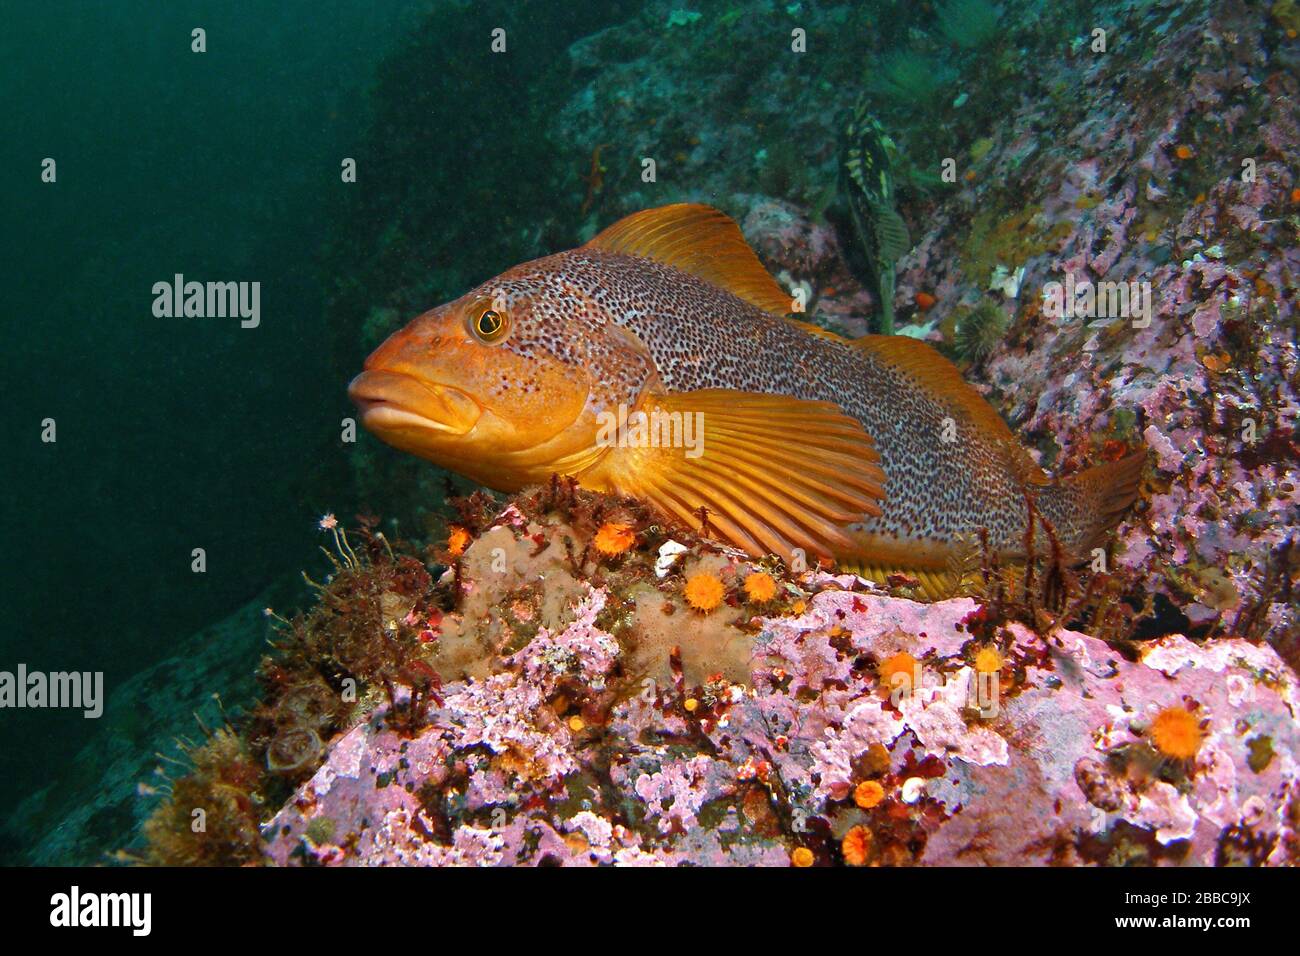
[743,571,779,604]
[1150,705,1203,760]
[841,825,873,866]
[684,571,726,612]
[593,521,635,556]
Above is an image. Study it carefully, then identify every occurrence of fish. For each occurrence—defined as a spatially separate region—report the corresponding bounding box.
[840,102,911,335]
[349,203,1145,596]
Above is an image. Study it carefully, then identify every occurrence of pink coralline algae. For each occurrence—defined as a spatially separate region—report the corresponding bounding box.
[263,562,1300,866]
[629,755,721,834]
[880,2,1299,656]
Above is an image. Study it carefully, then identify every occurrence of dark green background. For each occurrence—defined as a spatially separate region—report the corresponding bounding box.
[0,0,427,834]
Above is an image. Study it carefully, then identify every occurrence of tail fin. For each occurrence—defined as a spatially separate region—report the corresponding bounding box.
[1037,450,1147,559]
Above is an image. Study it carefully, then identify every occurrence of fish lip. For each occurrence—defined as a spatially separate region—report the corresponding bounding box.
[348,370,481,437]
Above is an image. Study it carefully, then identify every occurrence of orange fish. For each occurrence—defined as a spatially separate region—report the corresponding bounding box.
[350,204,1144,595]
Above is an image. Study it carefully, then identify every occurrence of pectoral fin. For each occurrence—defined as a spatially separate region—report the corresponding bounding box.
[579,389,887,564]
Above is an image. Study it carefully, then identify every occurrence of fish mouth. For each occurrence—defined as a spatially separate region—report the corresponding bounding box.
[348,370,482,437]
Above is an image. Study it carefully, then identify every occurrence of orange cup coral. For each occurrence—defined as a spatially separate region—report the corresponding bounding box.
[841,825,873,866]
[853,780,885,809]
[878,651,919,697]
[1150,705,1204,760]
[593,521,635,556]
[684,571,726,612]
[974,646,1003,673]
[743,571,778,604]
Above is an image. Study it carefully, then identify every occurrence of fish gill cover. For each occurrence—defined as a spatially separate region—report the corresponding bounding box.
[2,0,1298,886]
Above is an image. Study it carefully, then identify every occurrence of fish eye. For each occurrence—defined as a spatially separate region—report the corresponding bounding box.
[467,299,510,344]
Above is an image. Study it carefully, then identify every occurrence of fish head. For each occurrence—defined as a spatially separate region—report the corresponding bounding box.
[348,254,657,490]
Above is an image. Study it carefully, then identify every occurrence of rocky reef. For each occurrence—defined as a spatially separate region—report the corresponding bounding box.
[131,488,1298,867]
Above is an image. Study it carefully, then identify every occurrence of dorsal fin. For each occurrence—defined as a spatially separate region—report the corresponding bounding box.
[584,204,795,316]
[855,334,1051,486]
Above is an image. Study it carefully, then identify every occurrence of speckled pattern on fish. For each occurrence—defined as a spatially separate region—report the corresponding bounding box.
[486,249,1032,553]
[352,204,1144,583]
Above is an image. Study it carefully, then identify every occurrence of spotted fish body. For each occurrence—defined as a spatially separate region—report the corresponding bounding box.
[351,204,1144,593]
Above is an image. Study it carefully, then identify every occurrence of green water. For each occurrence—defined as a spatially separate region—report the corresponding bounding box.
[0,0,431,849]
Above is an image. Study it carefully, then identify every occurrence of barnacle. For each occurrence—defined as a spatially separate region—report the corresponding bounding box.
[267,726,323,774]
[276,679,339,730]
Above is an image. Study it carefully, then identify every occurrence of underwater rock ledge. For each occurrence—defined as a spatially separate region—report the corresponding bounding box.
[245,496,1297,867]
